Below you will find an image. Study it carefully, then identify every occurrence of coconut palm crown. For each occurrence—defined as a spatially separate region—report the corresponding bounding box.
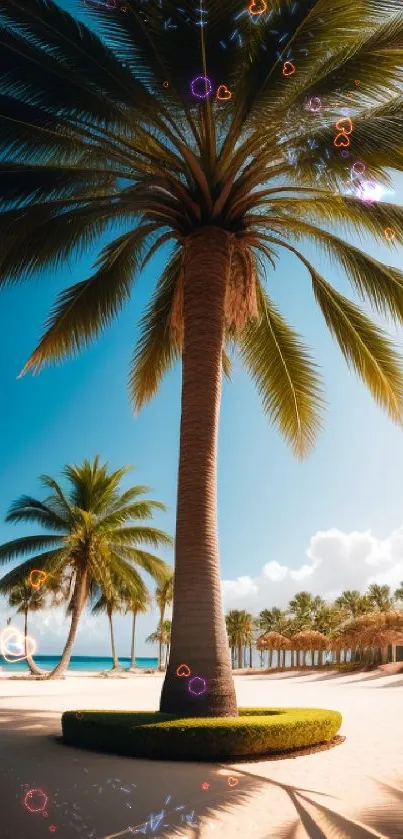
[0,457,172,678]
[2,0,403,713]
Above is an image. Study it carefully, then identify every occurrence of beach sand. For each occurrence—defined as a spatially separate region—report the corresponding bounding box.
[1,669,402,838]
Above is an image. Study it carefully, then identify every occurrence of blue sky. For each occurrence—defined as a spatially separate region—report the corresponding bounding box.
[1,1,403,657]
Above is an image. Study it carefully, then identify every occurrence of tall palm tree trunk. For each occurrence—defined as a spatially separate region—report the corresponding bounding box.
[107,605,120,670]
[249,642,252,668]
[160,228,237,717]
[24,606,45,676]
[46,571,88,680]
[129,610,137,671]
[158,605,165,671]
[237,640,243,670]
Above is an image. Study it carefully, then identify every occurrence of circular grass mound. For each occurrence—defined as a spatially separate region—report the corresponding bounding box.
[62,707,342,761]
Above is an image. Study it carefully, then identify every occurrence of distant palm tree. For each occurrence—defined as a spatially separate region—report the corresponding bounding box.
[335,590,373,619]
[146,620,171,669]
[7,580,45,675]
[394,581,403,603]
[225,610,253,669]
[289,591,325,626]
[0,458,172,679]
[155,572,174,671]
[367,583,394,612]
[91,584,126,670]
[3,0,403,716]
[124,588,150,672]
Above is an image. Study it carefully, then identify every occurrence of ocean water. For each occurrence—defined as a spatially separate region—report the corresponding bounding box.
[0,655,158,673]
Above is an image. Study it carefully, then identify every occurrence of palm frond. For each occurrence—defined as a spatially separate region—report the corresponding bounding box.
[238,280,324,458]
[0,535,64,564]
[19,225,157,375]
[110,526,174,549]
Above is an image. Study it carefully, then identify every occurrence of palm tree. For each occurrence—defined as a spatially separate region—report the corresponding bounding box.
[366,583,394,612]
[289,591,325,626]
[7,580,46,675]
[335,590,373,619]
[2,0,403,714]
[91,585,126,670]
[225,610,253,669]
[0,458,172,679]
[146,620,172,669]
[155,572,174,671]
[394,582,403,603]
[124,588,150,672]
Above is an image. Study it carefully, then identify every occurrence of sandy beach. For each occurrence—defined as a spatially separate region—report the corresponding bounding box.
[1,669,402,838]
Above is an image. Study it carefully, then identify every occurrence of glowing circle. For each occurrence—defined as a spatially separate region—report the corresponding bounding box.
[307,97,322,112]
[176,664,191,677]
[190,75,212,100]
[23,788,48,814]
[188,675,207,696]
[0,626,37,663]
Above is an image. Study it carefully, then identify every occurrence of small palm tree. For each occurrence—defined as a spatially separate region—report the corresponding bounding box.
[0,458,172,679]
[367,583,394,612]
[394,581,403,603]
[155,572,174,671]
[3,0,403,714]
[335,590,373,619]
[7,580,45,675]
[124,587,150,672]
[225,610,253,669]
[146,620,172,669]
[91,585,125,670]
[289,592,325,627]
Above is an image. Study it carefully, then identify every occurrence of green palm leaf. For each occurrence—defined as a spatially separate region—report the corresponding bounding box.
[239,281,324,458]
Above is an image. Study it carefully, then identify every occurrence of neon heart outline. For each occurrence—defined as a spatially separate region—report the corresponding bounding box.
[216,84,232,101]
[0,626,37,662]
[282,61,296,77]
[335,117,353,135]
[176,663,191,677]
[29,569,48,589]
[228,776,239,787]
[248,0,267,15]
[333,133,350,148]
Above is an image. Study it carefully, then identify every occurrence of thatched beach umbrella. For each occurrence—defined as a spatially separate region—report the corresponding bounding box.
[258,631,291,669]
[356,627,403,664]
[292,630,329,666]
[331,632,359,664]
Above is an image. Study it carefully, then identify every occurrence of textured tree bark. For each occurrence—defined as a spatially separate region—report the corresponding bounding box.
[129,611,137,670]
[24,606,45,676]
[158,605,164,671]
[160,227,238,717]
[46,570,88,679]
[108,605,120,670]
[237,640,243,670]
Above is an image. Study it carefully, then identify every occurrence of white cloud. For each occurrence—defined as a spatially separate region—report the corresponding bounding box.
[222,525,403,613]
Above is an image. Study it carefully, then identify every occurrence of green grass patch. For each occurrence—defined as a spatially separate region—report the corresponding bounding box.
[61,706,342,761]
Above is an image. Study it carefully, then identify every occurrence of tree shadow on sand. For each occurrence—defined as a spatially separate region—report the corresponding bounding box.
[2,708,403,838]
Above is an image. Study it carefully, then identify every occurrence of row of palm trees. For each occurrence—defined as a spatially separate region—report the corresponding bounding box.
[0,458,174,678]
[226,585,403,669]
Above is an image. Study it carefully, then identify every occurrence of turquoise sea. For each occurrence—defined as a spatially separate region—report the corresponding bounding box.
[0,655,158,672]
